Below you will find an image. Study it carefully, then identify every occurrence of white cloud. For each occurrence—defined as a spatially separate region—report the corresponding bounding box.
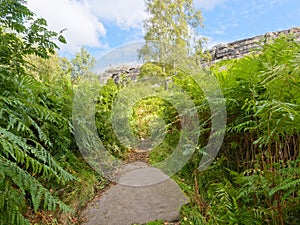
[27,0,107,53]
[203,36,225,50]
[194,0,226,11]
[88,0,147,30]
[26,0,228,55]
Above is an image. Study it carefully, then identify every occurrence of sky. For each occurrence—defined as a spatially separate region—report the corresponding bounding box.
[26,0,300,59]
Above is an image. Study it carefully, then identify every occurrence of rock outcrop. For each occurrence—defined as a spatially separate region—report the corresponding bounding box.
[81,163,189,225]
[98,65,141,84]
[207,27,300,63]
[99,27,300,82]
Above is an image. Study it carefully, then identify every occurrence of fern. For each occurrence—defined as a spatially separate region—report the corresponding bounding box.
[0,1,76,223]
[269,178,300,197]
[0,157,72,211]
[184,35,300,225]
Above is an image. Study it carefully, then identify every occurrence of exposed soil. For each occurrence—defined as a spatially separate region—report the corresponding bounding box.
[125,149,150,164]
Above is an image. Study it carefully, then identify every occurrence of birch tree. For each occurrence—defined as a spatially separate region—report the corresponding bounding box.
[139,0,204,64]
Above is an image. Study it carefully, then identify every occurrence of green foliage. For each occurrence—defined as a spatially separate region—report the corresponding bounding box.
[71,47,96,78]
[26,53,72,84]
[130,96,179,152]
[140,62,165,77]
[95,78,128,158]
[130,98,166,139]
[0,1,77,224]
[137,35,300,224]
[2,2,298,224]
[56,154,107,224]
[0,0,65,68]
[140,0,204,65]
[132,220,164,225]
[181,205,206,225]
[175,36,300,225]
[192,157,300,225]
[219,36,300,167]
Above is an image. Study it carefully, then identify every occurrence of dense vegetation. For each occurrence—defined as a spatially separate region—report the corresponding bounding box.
[125,36,300,225]
[177,36,300,225]
[0,0,299,225]
[0,1,104,224]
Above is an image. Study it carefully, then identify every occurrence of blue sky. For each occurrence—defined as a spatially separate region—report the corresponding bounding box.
[27,0,300,59]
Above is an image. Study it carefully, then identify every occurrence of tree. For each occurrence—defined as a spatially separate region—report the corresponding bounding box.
[71,47,96,78]
[26,53,72,84]
[0,0,66,70]
[139,0,203,64]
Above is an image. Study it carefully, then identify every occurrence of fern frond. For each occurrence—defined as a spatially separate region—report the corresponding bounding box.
[0,156,73,213]
[269,178,300,197]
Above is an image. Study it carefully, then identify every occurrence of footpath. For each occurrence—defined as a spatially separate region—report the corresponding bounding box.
[80,151,189,225]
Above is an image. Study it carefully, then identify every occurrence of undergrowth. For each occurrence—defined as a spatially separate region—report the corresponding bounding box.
[1,1,299,224]
[146,36,300,225]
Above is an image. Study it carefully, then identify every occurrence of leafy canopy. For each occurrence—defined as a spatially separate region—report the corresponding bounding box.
[140,0,204,64]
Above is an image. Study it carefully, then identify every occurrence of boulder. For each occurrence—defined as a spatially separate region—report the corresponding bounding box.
[81,163,189,225]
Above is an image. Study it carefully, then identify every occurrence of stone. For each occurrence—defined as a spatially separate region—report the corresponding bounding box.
[99,65,141,84]
[81,163,189,225]
[97,27,300,78]
[206,27,300,64]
